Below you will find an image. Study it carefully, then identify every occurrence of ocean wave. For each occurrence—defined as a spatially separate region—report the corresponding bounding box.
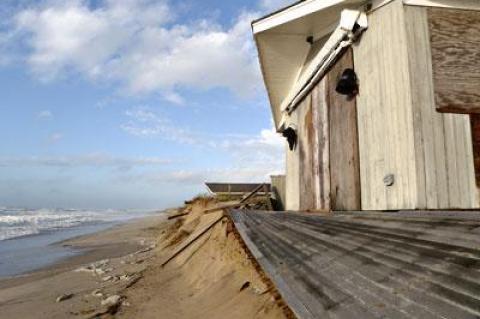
[0,208,153,241]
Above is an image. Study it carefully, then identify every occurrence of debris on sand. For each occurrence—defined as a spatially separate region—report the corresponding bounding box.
[74,259,111,277]
[101,295,122,307]
[56,293,74,303]
[91,289,103,298]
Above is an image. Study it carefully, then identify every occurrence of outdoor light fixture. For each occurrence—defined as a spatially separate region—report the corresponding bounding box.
[282,127,297,151]
[336,68,358,97]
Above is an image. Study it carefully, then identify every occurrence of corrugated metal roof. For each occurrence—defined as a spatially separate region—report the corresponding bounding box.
[229,209,480,319]
[205,183,270,194]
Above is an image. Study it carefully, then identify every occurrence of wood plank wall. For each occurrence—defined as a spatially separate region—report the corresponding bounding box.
[285,111,300,211]
[427,7,480,114]
[298,93,318,210]
[285,78,330,212]
[353,0,418,210]
[352,0,478,210]
[404,5,478,209]
[286,0,479,211]
[285,50,361,212]
[313,79,331,211]
[297,79,331,211]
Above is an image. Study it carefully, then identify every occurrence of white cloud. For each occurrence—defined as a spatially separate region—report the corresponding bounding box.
[121,106,286,180]
[15,0,171,80]
[0,153,172,169]
[121,106,284,155]
[12,1,262,99]
[121,107,197,144]
[37,110,52,119]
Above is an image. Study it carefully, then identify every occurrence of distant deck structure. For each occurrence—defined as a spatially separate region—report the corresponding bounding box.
[205,183,271,199]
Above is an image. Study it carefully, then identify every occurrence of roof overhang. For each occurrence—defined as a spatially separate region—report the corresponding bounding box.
[253,0,382,130]
[252,0,392,131]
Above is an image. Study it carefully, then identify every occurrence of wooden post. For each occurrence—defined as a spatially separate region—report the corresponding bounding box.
[240,183,265,204]
[263,184,274,211]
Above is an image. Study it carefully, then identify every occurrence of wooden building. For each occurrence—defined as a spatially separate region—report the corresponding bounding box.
[253,0,480,211]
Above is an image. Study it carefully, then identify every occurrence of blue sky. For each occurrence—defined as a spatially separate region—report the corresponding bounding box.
[0,0,292,209]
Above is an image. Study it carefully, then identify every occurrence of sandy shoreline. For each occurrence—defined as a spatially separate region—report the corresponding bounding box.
[0,213,168,318]
[0,217,160,286]
[0,202,288,319]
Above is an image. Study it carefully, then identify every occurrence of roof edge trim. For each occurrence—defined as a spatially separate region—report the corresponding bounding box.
[252,0,394,35]
[403,0,480,11]
[253,0,346,34]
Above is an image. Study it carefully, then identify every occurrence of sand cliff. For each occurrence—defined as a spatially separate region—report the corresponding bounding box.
[0,198,290,319]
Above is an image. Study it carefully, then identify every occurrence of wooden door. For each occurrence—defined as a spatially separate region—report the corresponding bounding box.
[326,49,361,211]
[296,48,360,212]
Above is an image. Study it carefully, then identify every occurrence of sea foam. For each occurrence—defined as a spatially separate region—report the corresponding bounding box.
[0,208,150,241]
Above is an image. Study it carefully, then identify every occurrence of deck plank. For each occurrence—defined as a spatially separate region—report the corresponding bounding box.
[229,210,480,319]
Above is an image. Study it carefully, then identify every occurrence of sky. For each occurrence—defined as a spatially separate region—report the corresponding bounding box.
[0,0,294,210]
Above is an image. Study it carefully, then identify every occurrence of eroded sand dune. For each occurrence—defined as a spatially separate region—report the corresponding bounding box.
[0,198,290,319]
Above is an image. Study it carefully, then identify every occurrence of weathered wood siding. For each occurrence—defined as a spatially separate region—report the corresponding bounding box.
[285,54,361,212]
[353,0,478,210]
[427,7,480,114]
[353,0,418,210]
[404,5,478,209]
[297,79,330,211]
[311,80,331,211]
[298,93,317,210]
[285,110,300,211]
[285,79,330,212]
[286,1,479,211]
[327,49,361,211]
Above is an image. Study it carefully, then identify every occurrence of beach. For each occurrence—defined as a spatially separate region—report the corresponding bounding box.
[0,202,289,319]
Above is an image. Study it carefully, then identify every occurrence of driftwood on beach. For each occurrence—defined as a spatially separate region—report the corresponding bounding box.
[161,215,225,267]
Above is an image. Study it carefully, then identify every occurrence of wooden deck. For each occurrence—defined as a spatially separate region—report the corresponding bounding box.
[228,209,480,319]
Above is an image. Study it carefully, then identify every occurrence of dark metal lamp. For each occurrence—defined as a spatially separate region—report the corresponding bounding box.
[336,68,359,97]
[282,127,297,151]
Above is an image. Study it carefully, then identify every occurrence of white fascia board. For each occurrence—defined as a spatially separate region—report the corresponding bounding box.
[252,0,394,35]
[252,0,348,34]
[403,0,480,11]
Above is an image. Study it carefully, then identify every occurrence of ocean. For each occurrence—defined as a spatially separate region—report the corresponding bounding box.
[0,208,158,277]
